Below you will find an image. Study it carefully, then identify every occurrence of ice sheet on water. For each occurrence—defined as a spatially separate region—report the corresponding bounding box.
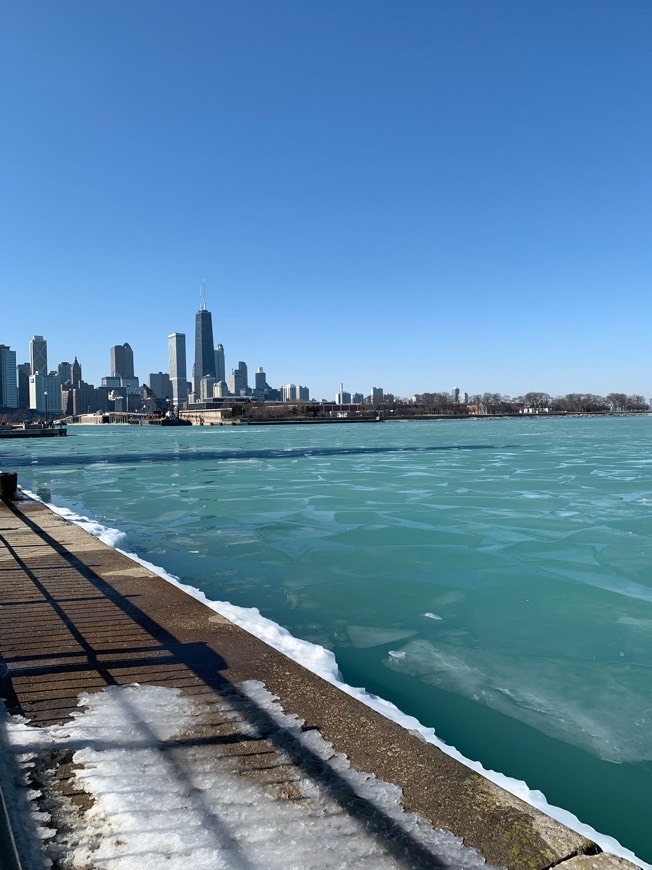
[346,626,418,649]
[2,683,496,870]
[386,638,652,764]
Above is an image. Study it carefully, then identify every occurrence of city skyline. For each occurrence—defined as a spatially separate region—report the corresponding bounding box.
[2,2,652,400]
[1,319,651,408]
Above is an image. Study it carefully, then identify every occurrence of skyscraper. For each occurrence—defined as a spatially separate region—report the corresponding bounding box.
[110,343,134,378]
[17,363,31,409]
[149,372,172,401]
[228,361,248,396]
[215,344,225,383]
[29,335,47,375]
[71,357,82,387]
[168,332,188,408]
[193,299,216,395]
[255,367,267,392]
[0,345,18,408]
[29,374,62,413]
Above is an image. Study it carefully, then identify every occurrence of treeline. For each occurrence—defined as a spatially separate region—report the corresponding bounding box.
[406,392,649,415]
[238,390,649,422]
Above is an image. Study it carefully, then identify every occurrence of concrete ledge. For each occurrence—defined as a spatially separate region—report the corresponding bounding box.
[0,496,639,869]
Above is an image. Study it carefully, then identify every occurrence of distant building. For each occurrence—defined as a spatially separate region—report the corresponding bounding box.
[110,343,134,378]
[29,374,62,414]
[336,383,351,404]
[194,301,216,395]
[17,363,31,409]
[71,357,82,387]
[253,366,271,398]
[229,361,248,396]
[215,380,229,397]
[58,361,72,383]
[101,377,122,389]
[281,384,296,402]
[168,332,188,408]
[200,376,216,400]
[120,377,140,394]
[96,387,111,412]
[61,384,99,416]
[29,335,48,375]
[0,345,17,409]
[282,384,309,402]
[370,387,384,404]
[352,392,364,404]
[149,372,172,401]
[451,387,460,403]
[215,344,225,384]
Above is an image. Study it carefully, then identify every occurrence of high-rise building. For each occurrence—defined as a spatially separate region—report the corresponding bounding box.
[120,377,140,394]
[0,345,18,408]
[194,300,216,395]
[228,361,248,396]
[29,374,62,414]
[336,390,351,404]
[200,376,216,400]
[64,385,98,416]
[215,344,225,383]
[149,372,172,401]
[58,362,72,383]
[282,384,310,402]
[336,383,351,404]
[110,343,134,378]
[71,357,82,387]
[168,333,188,408]
[370,387,384,403]
[29,335,47,375]
[255,367,266,391]
[17,363,31,409]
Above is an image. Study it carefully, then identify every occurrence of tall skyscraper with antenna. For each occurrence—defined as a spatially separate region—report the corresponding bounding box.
[193,284,216,396]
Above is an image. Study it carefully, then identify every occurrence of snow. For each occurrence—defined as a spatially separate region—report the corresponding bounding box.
[1,681,495,869]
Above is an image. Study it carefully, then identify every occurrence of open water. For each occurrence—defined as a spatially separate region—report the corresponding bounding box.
[2,417,651,864]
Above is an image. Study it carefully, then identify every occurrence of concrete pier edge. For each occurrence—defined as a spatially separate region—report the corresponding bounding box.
[0,493,640,870]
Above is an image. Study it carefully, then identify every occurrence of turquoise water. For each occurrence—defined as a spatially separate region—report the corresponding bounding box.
[3,418,652,862]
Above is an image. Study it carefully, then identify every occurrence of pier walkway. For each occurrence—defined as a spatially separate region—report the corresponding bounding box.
[0,495,637,869]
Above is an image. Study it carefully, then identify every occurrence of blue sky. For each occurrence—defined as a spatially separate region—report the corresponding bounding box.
[2,1,651,401]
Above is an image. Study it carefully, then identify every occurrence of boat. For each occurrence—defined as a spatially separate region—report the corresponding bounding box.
[142,415,192,426]
[0,423,67,439]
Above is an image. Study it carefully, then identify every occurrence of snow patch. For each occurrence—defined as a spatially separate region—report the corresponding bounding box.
[3,683,495,869]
